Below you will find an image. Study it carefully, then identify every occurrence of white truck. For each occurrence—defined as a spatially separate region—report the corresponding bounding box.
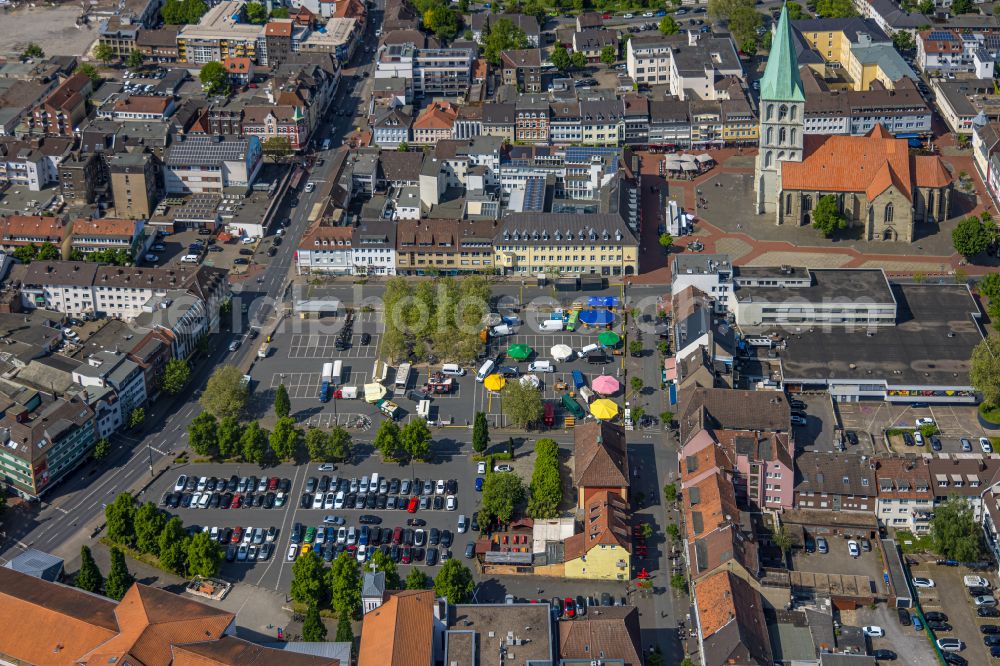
[319,362,334,402]
[394,362,411,396]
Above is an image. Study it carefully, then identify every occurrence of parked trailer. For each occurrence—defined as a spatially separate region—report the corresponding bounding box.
[331,359,343,385]
[394,363,411,396]
[319,362,334,402]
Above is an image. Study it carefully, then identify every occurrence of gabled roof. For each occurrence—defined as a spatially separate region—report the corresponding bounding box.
[558,607,642,666]
[684,471,739,540]
[357,590,435,666]
[500,48,541,68]
[696,571,772,666]
[413,101,458,130]
[564,490,631,560]
[574,420,629,489]
[679,388,791,443]
[759,4,805,103]
[171,635,337,666]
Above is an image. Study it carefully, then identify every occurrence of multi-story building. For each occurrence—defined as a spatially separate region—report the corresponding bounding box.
[72,350,147,424]
[648,99,691,148]
[0,394,96,499]
[261,19,294,67]
[177,0,262,65]
[351,221,397,276]
[482,102,516,142]
[550,100,583,144]
[412,101,458,144]
[112,95,175,122]
[721,98,758,145]
[98,17,140,59]
[371,106,412,148]
[974,120,1000,209]
[136,27,180,62]
[500,49,542,93]
[469,13,540,46]
[27,72,93,137]
[573,29,618,63]
[794,451,877,512]
[801,68,931,137]
[0,136,72,192]
[69,218,144,259]
[395,219,495,275]
[581,98,624,145]
[0,215,69,253]
[626,32,742,100]
[413,46,475,97]
[875,456,934,534]
[164,135,262,195]
[241,105,309,152]
[916,29,999,77]
[515,94,550,144]
[623,93,649,146]
[295,224,354,275]
[494,212,638,276]
[59,151,103,205]
[109,152,159,220]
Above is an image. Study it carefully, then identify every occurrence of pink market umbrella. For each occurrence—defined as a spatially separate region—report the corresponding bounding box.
[592,375,621,395]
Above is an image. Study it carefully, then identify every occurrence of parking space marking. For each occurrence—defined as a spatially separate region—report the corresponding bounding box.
[286,334,380,359]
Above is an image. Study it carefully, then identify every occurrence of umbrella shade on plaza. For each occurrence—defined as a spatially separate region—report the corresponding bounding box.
[507,344,533,360]
[590,399,620,420]
[520,374,540,389]
[483,374,506,392]
[551,344,574,361]
[364,383,387,403]
[598,331,621,347]
[579,309,616,326]
[592,375,621,395]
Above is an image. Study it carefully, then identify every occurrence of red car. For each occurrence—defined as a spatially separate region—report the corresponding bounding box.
[601,11,611,18]
[564,597,576,618]
[407,496,419,513]
[231,494,242,509]
[401,547,412,564]
[267,477,279,491]
[231,527,243,543]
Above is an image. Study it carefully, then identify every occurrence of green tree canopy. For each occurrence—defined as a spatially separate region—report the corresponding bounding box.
[424,5,461,39]
[527,438,562,519]
[188,411,219,457]
[262,136,294,160]
[930,497,983,561]
[434,559,474,604]
[979,273,1000,302]
[23,43,44,58]
[126,49,144,70]
[816,0,855,15]
[570,51,587,69]
[245,1,269,22]
[158,517,188,574]
[200,365,249,419]
[501,381,543,429]
[161,0,208,23]
[134,501,167,555]
[162,359,190,395]
[369,548,401,589]
[811,194,847,237]
[274,383,291,419]
[971,336,1000,408]
[335,615,354,642]
[551,42,571,70]
[328,551,361,618]
[952,0,973,12]
[952,214,995,258]
[400,419,432,461]
[472,411,490,453]
[240,421,269,463]
[291,550,326,605]
[302,604,328,641]
[75,545,104,593]
[270,416,302,460]
[92,438,112,461]
[373,419,402,460]
[599,44,617,65]
[105,492,136,546]
[93,42,115,64]
[406,567,430,589]
[481,471,524,525]
[199,61,231,96]
[186,531,222,577]
[76,63,103,84]
[786,1,803,18]
[105,547,134,600]
[481,17,530,65]
[659,15,679,34]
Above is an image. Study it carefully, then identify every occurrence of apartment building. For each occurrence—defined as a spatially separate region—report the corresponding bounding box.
[109,152,159,220]
[27,72,93,137]
[177,0,262,64]
[164,135,262,195]
[550,101,583,144]
[241,105,310,151]
[0,137,72,192]
[69,218,144,258]
[372,106,413,147]
[648,99,692,148]
[0,215,69,253]
[351,220,397,276]
[412,101,458,144]
[59,151,103,205]
[801,69,931,137]
[112,95,175,121]
[875,456,934,534]
[501,49,542,93]
[515,94,550,144]
[482,102,516,142]
[413,46,475,96]
[916,29,999,77]
[72,350,147,425]
[573,29,618,63]
[295,224,354,275]
[581,98,624,145]
[794,451,877,512]
[395,219,495,275]
[626,32,742,100]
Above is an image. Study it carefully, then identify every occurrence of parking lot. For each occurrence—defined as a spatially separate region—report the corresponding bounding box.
[791,535,887,595]
[837,401,992,455]
[911,562,998,666]
[787,393,848,454]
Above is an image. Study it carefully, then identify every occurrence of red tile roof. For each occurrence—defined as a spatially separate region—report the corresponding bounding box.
[564,490,631,560]
[264,20,294,36]
[114,95,171,115]
[413,101,459,130]
[358,590,435,666]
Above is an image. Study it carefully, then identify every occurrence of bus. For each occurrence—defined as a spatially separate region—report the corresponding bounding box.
[331,360,343,386]
[566,310,580,332]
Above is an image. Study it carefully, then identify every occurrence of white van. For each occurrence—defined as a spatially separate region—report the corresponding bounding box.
[476,359,496,382]
[491,324,514,337]
[579,343,600,356]
[528,360,554,373]
[441,363,466,376]
[539,319,564,332]
[369,473,379,494]
[359,474,370,493]
[181,254,200,263]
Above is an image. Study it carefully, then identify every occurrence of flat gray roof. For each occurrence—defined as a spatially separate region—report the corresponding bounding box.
[736,268,894,304]
[775,283,983,388]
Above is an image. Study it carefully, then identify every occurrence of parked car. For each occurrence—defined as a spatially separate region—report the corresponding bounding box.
[897,609,911,626]
[816,537,828,554]
[863,626,885,637]
[872,649,896,661]
[912,577,935,588]
[848,540,860,558]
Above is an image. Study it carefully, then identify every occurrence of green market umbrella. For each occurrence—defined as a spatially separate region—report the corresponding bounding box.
[507,343,533,360]
[598,331,621,347]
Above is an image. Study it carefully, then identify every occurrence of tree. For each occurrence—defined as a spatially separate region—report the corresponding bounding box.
[527,438,561,519]
[93,438,111,461]
[35,242,61,261]
[971,336,1000,409]
[397,142,410,152]
[980,273,1000,302]
[76,63,103,85]
[663,482,678,504]
[106,492,136,546]
[240,421,269,463]
[159,517,188,574]
[482,17,530,65]
[134,501,167,555]
[291,550,326,605]
[919,0,934,12]
[373,419,402,460]
[952,0,973,12]
[459,0,470,11]
[262,137,294,161]
[434,559,474,604]
[952,215,995,258]
[501,381,543,429]
[424,5,461,39]
[481,472,524,525]
[161,0,208,23]
[570,51,587,69]
[670,573,688,593]
[369,548,401,588]
[274,383,291,419]
[305,428,331,462]
[270,416,302,460]
[329,425,352,461]
[472,412,489,453]
[76,545,104,593]
[770,523,793,557]
[186,531,222,577]
[328,551,361,618]
[200,365,249,419]
[729,4,763,50]
[128,407,145,429]
[659,15,679,34]
[245,0,268,22]
[199,61,230,96]
[188,412,219,457]
[892,31,914,51]
[162,359,190,395]
[105,547,134,600]
[335,615,354,642]
[600,44,617,65]
[930,497,983,561]
[401,419,432,461]
[630,376,644,396]
[406,567,430,589]
[816,0,855,14]
[93,42,115,64]
[126,49,144,70]
[786,0,803,18]
[216,416,242,459]
[658,233,673,251]
[22,43,44,59]
[551,42,571,71]
[811,194,847,237]
[303,604,328,641]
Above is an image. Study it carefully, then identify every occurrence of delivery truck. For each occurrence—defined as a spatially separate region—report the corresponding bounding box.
[319,362,334,402]
[394,362,411,396]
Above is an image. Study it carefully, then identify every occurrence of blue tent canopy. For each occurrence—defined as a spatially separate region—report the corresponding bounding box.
[579,309,616,325]
[587,296,620,308]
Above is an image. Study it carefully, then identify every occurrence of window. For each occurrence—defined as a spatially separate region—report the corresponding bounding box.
[778,104,788,121]
[884,202,893,223]
[779,127,786,144]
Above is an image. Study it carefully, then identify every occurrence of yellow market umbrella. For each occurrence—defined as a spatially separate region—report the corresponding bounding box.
[484,374,506,392]
[590,399,619,420]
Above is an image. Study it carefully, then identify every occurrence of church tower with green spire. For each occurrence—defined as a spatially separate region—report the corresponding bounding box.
[754,2,806,218]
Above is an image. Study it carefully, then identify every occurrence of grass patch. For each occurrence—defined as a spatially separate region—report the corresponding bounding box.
[895,530,934,555]
[980,402,1000,424]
